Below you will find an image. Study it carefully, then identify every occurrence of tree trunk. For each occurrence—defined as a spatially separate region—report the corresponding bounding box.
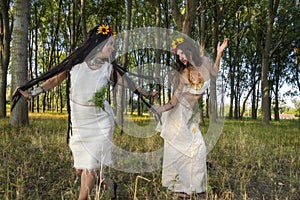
[261,0,279,126]
[170,0,197,36]
[80,0,87,39]
[0,0,10,118]
[10,0,30,126]
[294,48,300,95]
[240,79,259,119]
[198,0,206,124]
[228,52,235,119]
[273,58,280,121]
[28,27,34,112]
[251,61,258,119]
[182,0,197,36]
[261,54,270,125]
[33,3,40,113]
[255,83,260,118]
[234,63,240,120]
[116,0,132,131]
[210,1,219,123]
[210,0,226,123]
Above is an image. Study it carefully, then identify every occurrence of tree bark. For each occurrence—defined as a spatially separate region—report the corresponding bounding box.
[80,0,87,39]
[10,0,30,126]
[251,60,258,119]
[261,0,280,126]
[240,79,259,119]
[0,0,10,118]
[182,0,197,36]
[116,0,132,131]
[198,0,206,124]
[170,0,197,36]
[210,0,221,123]
[294,48,300,94]
[170,0,183,31]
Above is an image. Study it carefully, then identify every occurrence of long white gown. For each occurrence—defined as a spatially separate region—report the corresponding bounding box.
[68,61,114,170]
[156,80,210,195]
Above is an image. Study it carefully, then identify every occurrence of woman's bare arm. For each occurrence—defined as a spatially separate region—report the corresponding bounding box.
[41,71,67,91]
[110,67,157,97]
[213,38,228,74]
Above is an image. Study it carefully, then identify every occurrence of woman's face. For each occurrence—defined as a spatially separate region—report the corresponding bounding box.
[98,37,115,59]
[177,49,188,65]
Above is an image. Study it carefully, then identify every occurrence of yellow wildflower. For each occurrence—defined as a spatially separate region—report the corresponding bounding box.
[97,25,110,35]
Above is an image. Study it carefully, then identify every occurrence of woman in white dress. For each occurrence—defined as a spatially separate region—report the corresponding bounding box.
[12,24,157,200]
[152,38,228,198]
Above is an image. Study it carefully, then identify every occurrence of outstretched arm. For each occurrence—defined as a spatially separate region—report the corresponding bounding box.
[41,71,67,91]
[213,38,228,72]
[110,64,158,98]
[13,71,67,100]
[151,94,178,114]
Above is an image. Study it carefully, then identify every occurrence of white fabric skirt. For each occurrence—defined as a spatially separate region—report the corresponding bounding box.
[162,139,207,194]
[69,101,114,170]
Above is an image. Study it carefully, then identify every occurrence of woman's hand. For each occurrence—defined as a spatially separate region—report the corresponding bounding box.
[12,86,44,100]
[149,105,163,125]
[217,38,228,55]
[12,87,30,100]
[149,105,164,114]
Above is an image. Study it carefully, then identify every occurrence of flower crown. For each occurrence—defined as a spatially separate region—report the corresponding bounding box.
[171,37,184,53]
[97,24,116,36]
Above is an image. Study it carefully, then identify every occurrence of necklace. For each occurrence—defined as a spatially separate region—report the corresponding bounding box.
[188,68,204,90]
[87,58,106,69]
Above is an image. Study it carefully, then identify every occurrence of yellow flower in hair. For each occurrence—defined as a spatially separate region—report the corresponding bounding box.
[176,37,184,43]
[97,25,110,35]
[171,37,184,52]
[171,40,178,50]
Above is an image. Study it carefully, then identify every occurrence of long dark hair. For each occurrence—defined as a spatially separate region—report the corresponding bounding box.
[18,25,111,91]
[175,41,203,73]
[11,24,159,138]
[11,24,113,110]
[11,24,114,142]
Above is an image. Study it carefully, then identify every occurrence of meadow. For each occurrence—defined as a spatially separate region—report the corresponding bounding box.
[0,112,299,200]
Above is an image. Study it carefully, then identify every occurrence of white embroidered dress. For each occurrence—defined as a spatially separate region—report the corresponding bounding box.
[156,80,210,195]
[68,61,114,170]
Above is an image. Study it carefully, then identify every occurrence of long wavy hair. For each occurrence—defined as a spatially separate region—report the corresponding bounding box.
[174,41,203,73]
[11,24,115,140]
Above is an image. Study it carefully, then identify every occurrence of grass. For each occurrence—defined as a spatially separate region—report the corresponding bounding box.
[0,112,299,200]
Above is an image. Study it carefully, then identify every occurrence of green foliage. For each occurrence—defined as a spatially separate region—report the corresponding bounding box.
[91,85,108,110]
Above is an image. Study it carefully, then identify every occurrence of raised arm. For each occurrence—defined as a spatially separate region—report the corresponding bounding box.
[213,38,228,73]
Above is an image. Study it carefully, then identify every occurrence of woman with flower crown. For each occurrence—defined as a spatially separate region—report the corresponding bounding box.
[11,24,157,200]
[152,38,228,198]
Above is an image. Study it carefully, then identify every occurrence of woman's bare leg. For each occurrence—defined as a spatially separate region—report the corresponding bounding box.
[78,170,96,200]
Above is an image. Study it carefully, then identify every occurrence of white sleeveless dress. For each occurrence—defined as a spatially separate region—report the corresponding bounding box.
[156,80,210,194]
[68,62,114,170]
